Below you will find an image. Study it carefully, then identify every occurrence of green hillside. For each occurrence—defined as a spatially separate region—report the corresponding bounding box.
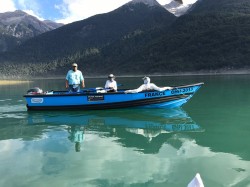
[1,0,250,77]
[84,0,250,74]
[59,0,250,75]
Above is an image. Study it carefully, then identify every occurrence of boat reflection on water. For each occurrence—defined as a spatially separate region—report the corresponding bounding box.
[28,108,204,152]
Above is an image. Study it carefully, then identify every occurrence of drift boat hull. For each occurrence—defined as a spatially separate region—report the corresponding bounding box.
[24,82,203,110]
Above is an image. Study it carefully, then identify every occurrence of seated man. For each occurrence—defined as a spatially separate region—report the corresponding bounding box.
[105,74,117,92]
[124,76,172,93]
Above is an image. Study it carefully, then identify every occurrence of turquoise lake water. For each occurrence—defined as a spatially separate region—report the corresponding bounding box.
[0,75,250,187]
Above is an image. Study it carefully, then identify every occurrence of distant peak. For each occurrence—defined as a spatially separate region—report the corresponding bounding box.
[15,10,25,13]
[131,0,161,7]
[14,10,28,15]
[174,0,183,4]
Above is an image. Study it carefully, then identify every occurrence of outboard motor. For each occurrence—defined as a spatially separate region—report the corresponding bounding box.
[27,87,43,95]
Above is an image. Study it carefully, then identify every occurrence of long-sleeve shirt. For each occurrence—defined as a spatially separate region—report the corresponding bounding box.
[125,83,172,93]
[105,80,117,91]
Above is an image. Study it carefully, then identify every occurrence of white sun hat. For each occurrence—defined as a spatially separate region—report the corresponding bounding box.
[108,74,115,78]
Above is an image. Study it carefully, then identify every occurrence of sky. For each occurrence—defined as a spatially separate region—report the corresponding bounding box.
[0,0,197,24]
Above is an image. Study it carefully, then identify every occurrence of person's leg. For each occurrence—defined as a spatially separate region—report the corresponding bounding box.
[68,85,74,92]
[75,85,80,92]
[71,85,80,92]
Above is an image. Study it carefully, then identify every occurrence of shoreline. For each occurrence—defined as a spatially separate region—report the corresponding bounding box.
[24,70,250,79]
[1,70,250,81]
[0,80,31,85]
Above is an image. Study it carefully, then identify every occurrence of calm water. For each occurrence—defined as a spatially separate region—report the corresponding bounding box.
[0,75,250,187]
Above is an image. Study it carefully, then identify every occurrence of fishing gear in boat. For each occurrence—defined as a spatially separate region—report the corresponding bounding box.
[27,87,43,95]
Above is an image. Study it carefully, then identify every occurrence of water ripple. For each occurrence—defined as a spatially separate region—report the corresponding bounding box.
[0,104,26,113]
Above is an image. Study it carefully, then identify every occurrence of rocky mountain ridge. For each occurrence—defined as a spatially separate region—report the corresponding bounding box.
[0,10,63,52]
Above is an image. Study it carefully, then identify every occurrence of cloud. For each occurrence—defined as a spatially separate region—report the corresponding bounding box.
[0,0,198,24]
[56,0,133,24]
[17,0,39,11]
[23,9,45,21]
[16,0,45,20]
[1,134,250,187]
[55,0,197,24]
[0,0,16,13]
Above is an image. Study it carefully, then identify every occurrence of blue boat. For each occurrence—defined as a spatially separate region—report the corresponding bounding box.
[24,82,204,110]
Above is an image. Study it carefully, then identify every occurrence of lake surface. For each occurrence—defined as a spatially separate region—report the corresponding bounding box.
[0,75,250,187]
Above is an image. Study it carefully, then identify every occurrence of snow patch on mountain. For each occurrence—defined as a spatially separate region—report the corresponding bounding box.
[164,0,197,16]
[182,0,198,5]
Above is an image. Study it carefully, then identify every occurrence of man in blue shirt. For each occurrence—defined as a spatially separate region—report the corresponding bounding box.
[66,63,85,92]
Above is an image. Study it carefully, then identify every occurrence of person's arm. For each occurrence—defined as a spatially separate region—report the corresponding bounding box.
[105,80,109,89]
[81,79,85,88]
[66,80,69,88]
[136,85,145,92]
[113,81,117,91]
[150,83,162,91]
[162,86,172,90]
[80,71,85,88]
[124,85,144,93]
[66,71,70,88]
[150,83,172,91]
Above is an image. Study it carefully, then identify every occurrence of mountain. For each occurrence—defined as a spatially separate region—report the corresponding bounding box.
[0,0,176,77]
[78,0,250,74]
[190,0,250,14]
[43,20,64,30]
[2,0,250,77]
[131,0,161,6]
[0,10,63,52]
[129,0,250,72]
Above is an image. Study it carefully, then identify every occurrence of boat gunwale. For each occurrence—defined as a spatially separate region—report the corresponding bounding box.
[23,82,204,98]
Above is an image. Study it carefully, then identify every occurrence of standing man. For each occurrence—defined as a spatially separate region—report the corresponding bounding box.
[66,63,85,92]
